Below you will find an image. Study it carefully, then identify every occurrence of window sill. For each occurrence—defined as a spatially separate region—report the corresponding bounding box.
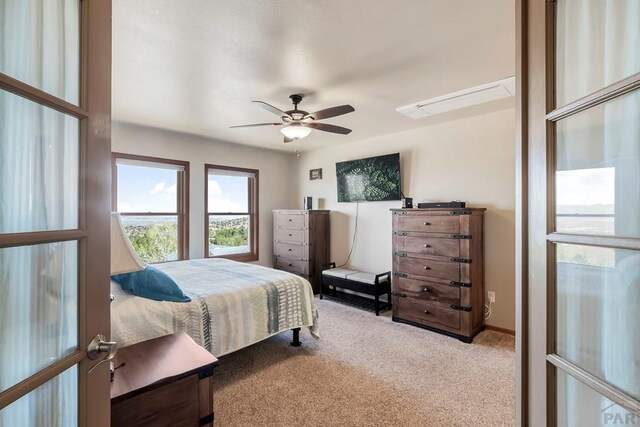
[208,253,258,263]
[147,259,186,265]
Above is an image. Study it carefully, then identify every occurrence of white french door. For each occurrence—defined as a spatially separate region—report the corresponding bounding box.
[522,0,640,425]
[0,1,112,426]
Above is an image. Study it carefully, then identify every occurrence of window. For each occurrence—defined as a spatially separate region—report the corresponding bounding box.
[205,164,258,261]
[112,153,189,263]
[556,167,615,236]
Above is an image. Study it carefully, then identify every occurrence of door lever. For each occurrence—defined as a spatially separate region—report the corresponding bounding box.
[87,334,118,374]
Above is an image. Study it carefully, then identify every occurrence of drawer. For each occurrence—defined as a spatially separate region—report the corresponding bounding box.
[394,236,460,257]
[274,213,307,229]
[394,297,460,330]
[111,374,199,427]
[395,256,460,281]
[395,277,460,305]
[274,242,308,259]
[398,215,459,234]
[275,256,309,276]
[274,227,307,243]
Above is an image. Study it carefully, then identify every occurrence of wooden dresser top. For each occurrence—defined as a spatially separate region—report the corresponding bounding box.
[390,208,486,212]
[110,333,218,402]
[273,209,330,214]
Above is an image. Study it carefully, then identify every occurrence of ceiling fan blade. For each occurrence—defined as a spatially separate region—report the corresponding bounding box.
[305,122,352,135]
[230,123,282,128]
[252,101,292,118]
[304,105,354,121]
[283,136,294,143]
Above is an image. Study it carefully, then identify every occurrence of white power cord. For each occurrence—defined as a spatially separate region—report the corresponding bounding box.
[484,301,493,320]
[337,202,359,268]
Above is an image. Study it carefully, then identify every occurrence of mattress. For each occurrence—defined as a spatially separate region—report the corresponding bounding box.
[111,258,318,357]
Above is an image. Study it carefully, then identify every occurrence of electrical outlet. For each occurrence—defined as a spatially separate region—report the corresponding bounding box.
[487,291,496,303]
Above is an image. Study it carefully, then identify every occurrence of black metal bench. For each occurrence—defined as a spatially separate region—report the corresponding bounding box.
[320,263,392,315]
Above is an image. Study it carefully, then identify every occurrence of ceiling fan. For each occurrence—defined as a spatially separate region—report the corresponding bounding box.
[231,94,355,143]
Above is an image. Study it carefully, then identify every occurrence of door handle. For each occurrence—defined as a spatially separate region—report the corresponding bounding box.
[87,334,117,373]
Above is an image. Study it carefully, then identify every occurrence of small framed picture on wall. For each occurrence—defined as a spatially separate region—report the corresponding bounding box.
[309,168,322,181]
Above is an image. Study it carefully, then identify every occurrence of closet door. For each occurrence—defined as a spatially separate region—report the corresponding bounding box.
[524,0,640,425]
[0,1,112,426]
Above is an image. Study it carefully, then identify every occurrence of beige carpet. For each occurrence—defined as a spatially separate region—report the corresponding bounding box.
[213,298,515,426]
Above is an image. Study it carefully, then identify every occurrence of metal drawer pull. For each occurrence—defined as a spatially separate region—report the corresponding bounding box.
[424,244,431,248]
[424,222,430,226]
[424,266,431,270]
[424,310,431,315]
[423,287,430,292]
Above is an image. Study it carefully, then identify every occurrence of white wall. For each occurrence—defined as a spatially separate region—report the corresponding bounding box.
[112,122,293,266]
[291,107,516,331]
[113,108,516,330]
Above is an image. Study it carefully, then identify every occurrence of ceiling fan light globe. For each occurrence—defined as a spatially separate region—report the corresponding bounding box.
[281,124,312,140]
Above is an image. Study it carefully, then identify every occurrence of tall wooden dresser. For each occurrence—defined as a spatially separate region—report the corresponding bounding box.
[273,210,330,294]
[391,208,485,343]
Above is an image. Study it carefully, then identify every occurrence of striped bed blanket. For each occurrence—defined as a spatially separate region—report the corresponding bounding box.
[111,258,318,357]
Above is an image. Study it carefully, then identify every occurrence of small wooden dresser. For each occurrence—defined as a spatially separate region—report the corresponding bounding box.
[273,209,330,293]
[110,333,218,427]
[391,208,485,343]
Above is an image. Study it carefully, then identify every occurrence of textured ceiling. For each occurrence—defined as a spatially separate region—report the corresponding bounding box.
[112,0,515,152]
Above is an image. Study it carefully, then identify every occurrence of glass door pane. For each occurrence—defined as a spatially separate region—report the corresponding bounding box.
[0,0,80,104]
[0,366,78,427]
[0,242,78,393]
[555,90,639,238]
[556,0,640,105]
[0,89,79,233]
[556,370,637,427]
[556,244,640,400]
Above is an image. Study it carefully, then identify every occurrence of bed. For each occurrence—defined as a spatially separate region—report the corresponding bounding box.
[111,258,319,357]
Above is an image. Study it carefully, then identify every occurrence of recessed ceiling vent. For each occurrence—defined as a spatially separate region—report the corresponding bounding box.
[396,76,515,119]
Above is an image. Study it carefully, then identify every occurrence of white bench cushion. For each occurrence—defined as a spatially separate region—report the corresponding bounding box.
[346,272,389,284]
[322,268,389,284]
[322,268,359,279]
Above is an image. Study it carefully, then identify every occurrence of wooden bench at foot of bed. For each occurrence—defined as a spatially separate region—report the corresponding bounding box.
[320,263,392,316]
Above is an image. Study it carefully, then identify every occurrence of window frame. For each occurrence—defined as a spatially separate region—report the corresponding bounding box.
[204,163,259,262]
[111,152,190,262]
